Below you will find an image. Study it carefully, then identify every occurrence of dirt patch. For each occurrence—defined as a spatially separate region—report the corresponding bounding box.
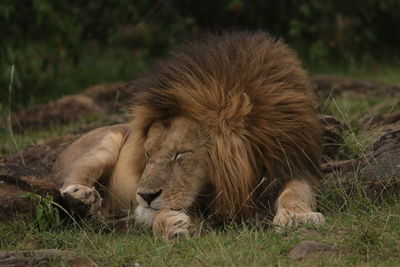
[0,135,75,221]
[2,75,398,132]
[312,75,400,99]
[0,164,60,222]
[2,134,78,176]
[0,82,132,132]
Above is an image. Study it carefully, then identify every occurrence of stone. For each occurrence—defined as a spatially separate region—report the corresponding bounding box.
[287,240,340,260]
[361,128,400,182]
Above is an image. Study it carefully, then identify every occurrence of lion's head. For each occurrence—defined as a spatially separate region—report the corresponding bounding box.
[129,31,321,221]
[136,116,210,211]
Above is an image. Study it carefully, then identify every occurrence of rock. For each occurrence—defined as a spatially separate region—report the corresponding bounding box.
[287,240,340,260]
[319,115,344,159]
[0,249,96,266]
[360,129,400,198]
[361,128,400,182]
[323,127,400,200]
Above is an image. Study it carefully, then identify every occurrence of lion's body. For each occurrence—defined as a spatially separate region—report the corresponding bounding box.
[52,31,324,239]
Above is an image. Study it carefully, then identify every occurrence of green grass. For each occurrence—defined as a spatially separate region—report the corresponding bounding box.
[1,192,399,266]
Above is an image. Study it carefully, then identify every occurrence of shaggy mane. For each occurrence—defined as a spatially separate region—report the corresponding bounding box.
[129,31,322,220]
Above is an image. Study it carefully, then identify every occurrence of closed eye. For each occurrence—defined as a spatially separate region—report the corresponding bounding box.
[173,150,193,161]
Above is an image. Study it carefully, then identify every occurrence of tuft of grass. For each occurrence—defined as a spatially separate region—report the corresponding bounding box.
[321,96,399,132]
[21,193,61,231]
[321,95,399,159]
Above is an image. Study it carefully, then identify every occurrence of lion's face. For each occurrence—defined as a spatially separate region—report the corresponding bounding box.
[136,116,209,212]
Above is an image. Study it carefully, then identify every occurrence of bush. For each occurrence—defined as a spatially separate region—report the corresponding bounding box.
[1,0,399,109]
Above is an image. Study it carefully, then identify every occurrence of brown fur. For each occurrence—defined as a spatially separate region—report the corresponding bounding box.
[128,31,322,220]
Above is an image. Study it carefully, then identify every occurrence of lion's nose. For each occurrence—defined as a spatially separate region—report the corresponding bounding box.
[137,189,162,205]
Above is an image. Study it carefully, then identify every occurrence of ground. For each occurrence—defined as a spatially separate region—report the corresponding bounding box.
[0,74,399,266]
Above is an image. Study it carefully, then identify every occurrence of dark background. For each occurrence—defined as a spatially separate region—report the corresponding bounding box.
[1,0,399,110]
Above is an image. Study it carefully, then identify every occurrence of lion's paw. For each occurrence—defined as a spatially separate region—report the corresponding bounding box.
[273,209,325,230]
[60,184,103,216]
[152,209,194,241]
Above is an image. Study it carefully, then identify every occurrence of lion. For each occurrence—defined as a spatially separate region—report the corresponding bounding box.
[51,31,325,240]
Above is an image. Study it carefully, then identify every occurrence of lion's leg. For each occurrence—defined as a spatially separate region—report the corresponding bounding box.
[51,124,129,216]
[273,179,324,229]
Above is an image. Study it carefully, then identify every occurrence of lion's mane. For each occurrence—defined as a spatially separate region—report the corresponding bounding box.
[129,31,322,220]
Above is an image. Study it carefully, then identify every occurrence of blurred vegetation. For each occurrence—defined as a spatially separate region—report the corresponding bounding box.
[1,0,400,111]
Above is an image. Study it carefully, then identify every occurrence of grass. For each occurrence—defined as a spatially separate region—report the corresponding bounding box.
[1,193,399,266]
[0,59,400,265]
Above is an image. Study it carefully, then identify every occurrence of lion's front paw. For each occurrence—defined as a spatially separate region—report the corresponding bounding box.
[152,209,194,241]
[273,209,325,230]
[60,184,103,216]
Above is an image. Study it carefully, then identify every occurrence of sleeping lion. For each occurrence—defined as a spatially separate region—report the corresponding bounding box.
[51,31,324,240]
